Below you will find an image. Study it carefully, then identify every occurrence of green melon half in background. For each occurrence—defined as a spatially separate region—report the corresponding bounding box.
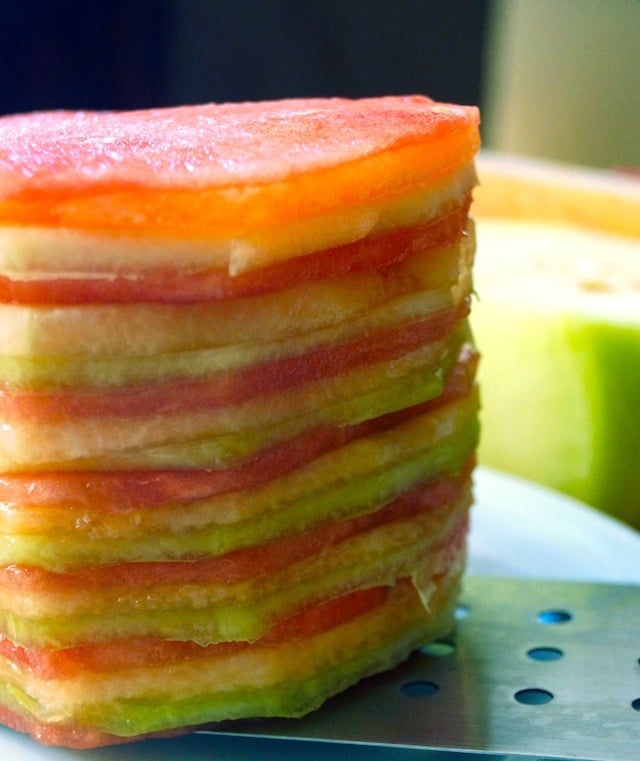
[472,152,640,528]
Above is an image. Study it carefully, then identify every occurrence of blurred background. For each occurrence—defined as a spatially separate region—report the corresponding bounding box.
[0,1,488,113]
[2,0,638,167]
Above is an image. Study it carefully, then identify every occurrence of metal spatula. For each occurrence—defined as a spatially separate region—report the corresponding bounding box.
[211,576,640,761]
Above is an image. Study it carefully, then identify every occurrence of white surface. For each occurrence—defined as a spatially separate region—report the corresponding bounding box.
[2,466,639,761]
[469,466,640,583]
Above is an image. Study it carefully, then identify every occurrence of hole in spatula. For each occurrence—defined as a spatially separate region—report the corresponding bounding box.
[514,688,554,705]
[632,698,640,712]
[527,646,564,662]
[536,609,572,625]
[401,680,440,698]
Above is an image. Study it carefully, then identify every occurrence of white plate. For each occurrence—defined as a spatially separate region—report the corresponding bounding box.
[469,466,640,584]
[2,467,639,761]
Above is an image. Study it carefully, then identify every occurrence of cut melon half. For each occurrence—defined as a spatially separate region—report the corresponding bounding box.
[473,152,640,527]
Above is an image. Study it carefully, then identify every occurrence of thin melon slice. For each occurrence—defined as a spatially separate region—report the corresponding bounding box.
[0,98,479,247]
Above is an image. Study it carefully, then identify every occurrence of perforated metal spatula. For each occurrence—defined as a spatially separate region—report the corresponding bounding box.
[210,576,640,761]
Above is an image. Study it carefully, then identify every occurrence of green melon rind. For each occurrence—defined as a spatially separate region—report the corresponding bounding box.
[474,303,593,491]
[473,217,640,527]
[475,301,640,525]
[578,320,640,525]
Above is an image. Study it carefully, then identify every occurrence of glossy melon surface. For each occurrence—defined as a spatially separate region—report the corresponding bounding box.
[0,96,480,746]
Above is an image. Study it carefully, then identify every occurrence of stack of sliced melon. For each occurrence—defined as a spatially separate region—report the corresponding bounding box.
[0,96,480,747]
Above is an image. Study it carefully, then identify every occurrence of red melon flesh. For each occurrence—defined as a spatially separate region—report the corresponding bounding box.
[0,582,393,750]
[0,97,480,237]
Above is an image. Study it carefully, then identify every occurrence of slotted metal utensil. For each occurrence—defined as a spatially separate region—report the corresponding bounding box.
[210,576,640,761]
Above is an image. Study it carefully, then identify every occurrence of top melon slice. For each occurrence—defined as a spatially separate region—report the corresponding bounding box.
[0,97,479,241]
